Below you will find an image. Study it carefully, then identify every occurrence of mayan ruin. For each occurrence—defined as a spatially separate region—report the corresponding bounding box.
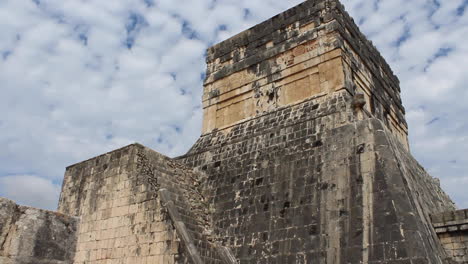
[1,0,468,263]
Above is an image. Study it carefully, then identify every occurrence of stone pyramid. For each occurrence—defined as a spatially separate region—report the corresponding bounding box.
[1,0,467,263]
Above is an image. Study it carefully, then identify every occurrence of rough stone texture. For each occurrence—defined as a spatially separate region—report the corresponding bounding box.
[2,0,466,263]
[178,1,457,262]
[432,210,468,263]
[58,144,231,264]
[201,0,408,149]
[180,91,455,263]
[58,144,189,264]
[0,197,78,264]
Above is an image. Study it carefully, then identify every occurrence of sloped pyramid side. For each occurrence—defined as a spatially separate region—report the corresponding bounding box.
[354,118,455,263]
[180,91,455,263]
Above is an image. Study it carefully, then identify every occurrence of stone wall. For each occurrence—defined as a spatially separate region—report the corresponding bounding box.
[202,0,408,148]
[371,118,456,262]
[177,2,454,261]
[432,209,468,263]
[0,197,78,264]
[202,0,346,134]
[180,89,455,263]
[3,1,461,263]
[58,144,229,264]
[135,144,234,264]
[58,144,185,264]
[335,0,409,148]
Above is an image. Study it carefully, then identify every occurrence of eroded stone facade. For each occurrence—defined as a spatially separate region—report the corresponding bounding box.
[201,0,408,150]
[0,198,78,264]
[58,144,226,264]
[56,144,235,264]
[0,0,466,263]
[58,145,182,264]
[432,210,468,263]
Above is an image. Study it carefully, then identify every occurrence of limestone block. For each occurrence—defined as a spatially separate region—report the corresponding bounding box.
[278,73,320,106]
[0,197,78,263]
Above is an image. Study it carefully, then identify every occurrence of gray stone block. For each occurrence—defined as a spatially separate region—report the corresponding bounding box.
[0,197,78,263]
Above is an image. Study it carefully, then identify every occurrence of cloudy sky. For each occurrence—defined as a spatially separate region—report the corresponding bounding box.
[0,0,467,211]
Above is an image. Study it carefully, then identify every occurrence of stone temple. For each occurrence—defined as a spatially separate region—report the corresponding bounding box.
[1,0,468,263]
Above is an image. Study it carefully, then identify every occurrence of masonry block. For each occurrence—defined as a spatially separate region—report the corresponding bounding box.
[1,0,465,263]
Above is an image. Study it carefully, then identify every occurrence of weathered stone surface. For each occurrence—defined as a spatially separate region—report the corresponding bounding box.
[180,92,455,263]
[432,209,468,263]
[0,197,78,264]
[2,0,466,263]
[58,144,188,264]
[201,0,408,150]
[58,144,230,264]
[177,2,457,262]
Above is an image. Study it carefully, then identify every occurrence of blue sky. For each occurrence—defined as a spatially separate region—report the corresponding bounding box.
[0,0,467,210]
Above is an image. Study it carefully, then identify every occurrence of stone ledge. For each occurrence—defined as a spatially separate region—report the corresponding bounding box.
[432,209,468,234]
[65,143,144,170]
[432,209,468,224]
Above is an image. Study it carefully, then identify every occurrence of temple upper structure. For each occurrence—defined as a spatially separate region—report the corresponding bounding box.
[201,0,408,149]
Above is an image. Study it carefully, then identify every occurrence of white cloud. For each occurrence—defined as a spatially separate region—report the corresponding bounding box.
[0,0,467,210]
[0,175,61,211]
[343,0,468,209]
